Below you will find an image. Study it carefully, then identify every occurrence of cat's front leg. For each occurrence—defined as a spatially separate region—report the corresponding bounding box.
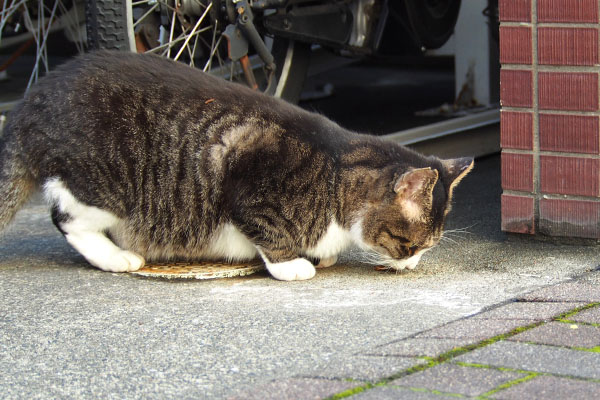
[316,255,338,268]
[257,248,316,281]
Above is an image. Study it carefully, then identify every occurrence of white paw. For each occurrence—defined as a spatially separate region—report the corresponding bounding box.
[390,254,422,271]
[316,255,338,268]
[266,258,316,281]
[98,250,145,272]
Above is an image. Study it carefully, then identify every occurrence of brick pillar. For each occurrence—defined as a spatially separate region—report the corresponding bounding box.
[499,0,600,239]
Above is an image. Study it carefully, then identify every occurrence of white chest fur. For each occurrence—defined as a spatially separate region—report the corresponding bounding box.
[304,220,356,260]
[204,223,258,261]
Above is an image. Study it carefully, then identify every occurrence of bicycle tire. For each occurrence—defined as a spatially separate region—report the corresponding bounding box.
[402,0,461,50]
[85,0,132,51]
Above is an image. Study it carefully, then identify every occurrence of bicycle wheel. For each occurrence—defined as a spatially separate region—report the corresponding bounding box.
[402,0,461,49]
[85,0,310,103]
[0,0,86,91]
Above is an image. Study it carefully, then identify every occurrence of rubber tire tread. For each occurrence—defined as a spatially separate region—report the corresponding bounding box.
[86,0,130,51]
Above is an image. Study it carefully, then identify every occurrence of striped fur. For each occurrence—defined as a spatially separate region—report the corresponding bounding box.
[0,51,473,279]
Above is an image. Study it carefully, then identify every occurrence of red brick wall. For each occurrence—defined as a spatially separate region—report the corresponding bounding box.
[499,0,600,239]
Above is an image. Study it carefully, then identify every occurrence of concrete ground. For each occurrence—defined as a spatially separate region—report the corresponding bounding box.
[1,154,599,399]
[1,61,599,399]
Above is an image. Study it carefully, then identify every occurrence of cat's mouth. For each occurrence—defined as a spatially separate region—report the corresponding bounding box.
[388,254,423,270]
[354,247,429,271]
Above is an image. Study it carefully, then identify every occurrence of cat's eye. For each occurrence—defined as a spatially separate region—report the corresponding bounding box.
[407,245,419,256]
[386,230,411,244]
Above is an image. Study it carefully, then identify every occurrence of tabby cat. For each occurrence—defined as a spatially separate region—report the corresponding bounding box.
[0,51,473,280]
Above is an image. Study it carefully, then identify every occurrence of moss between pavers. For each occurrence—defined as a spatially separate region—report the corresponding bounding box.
[518,338,600,354]
[573,346,600,353]
[401,386,466,398]
[555,302,600,320]
[479,373,539,398]
[557,319,600,328]
[454,361,537,375]
[450,362,540,399]
[325,303,598,399]
[327,383,375,399]
[324,322,543,400]
[329,383,468,399]
[388,385,467,398]
[455,361,600,384]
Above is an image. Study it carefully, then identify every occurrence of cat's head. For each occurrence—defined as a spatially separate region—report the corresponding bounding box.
[355,157,474,271]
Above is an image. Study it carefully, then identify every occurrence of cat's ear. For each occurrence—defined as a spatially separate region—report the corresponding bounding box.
[440,157,474,198]
[394,167,439,198]
[393,168,439,220]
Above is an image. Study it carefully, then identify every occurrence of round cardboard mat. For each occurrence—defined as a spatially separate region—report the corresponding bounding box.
[130,261,264,280]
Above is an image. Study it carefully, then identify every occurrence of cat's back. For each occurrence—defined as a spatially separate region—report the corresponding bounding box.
[7,51,296,159]
[25,50,234,101]
[14,50,324,154]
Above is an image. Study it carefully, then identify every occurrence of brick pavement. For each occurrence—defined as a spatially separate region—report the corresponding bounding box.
[233,270,600,399]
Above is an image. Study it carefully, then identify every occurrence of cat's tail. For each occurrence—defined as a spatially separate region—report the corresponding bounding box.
[0,132,36,233]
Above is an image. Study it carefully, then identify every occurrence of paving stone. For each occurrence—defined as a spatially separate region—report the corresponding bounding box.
[517,282,600,302]
[472,302,585,321]
[571,306,600,324]
[390,364,524,397]
[575,271,600,284]
[489,375,600,400]
[307,356,425,381]
[509,321,600,348]
[229,378,362,400]
[351,386,458,399]
[414,318,535,340]
[456,341,600,379]
[364,338,477,357]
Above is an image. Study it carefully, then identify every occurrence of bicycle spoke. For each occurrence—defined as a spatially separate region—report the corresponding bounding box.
[1,0,85,92]
[173,2,211,61]
[1,0,26,36]
[147,25,211,55]
[189,33,200,67]
[132,0,175,11]
[121,0,284,94]
[167,6,177,58]
[202,19,220,72]
[133,3,159,28]
[57,1,85,54]
[0,0,22,43]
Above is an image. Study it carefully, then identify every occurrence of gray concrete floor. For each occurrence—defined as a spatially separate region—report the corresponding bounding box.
[0,154,598,399]
[1,58,598,399]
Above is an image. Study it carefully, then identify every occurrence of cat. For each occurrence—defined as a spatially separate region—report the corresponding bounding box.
[0,50,473,281]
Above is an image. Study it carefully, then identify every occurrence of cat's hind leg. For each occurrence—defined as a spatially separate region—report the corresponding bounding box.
[44,178,145,272]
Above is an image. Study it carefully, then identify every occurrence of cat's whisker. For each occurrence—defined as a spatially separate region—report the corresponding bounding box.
[441,232,467,241]
[351,249,396,268]
[443,231,469,239]
[445,227,471,233]
[439,230,475,247]
[444,223,478,235]
[438,237,459,247]
[443,231,471,238]
[441,225,477,244]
